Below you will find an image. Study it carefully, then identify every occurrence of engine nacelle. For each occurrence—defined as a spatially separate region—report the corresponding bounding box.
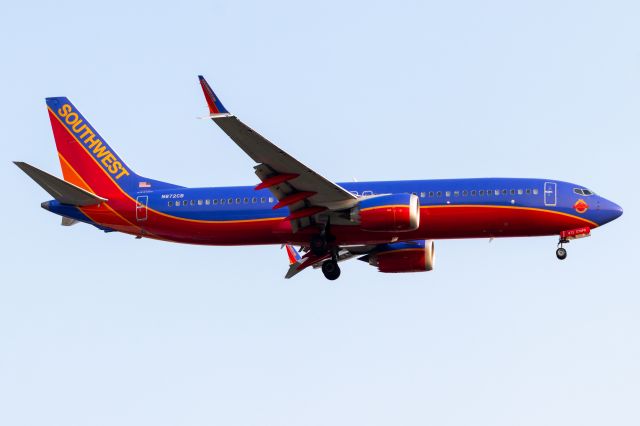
[352,193,420,232]
[366,240,435,273]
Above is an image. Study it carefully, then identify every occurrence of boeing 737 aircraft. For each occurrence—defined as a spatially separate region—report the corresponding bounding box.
[15,76,623,280]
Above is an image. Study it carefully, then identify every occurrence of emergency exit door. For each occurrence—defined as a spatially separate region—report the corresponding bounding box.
[136,195,148,221]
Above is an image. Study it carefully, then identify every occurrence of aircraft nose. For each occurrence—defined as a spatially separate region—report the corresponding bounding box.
[601,198,623,224]
[41,201,50,211]
[610,201,623,220]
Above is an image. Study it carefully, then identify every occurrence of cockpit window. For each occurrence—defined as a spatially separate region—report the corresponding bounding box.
[574,188,594,196]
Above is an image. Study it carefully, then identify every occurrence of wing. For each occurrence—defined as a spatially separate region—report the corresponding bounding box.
[198,76,357,232]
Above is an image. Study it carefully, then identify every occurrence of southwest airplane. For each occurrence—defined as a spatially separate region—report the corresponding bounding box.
[15,76,623,280]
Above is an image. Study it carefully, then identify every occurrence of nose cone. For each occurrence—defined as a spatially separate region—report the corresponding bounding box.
[41,201,51,211]
[611,201,623,220]
[600,198,623,225]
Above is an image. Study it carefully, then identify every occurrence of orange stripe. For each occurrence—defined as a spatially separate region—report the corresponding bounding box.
[360,205,409,212]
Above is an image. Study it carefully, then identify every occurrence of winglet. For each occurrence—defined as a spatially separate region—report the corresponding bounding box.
[198,75,229,115]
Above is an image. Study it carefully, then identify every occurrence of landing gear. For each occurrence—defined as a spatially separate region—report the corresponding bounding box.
[310,218,334,256]
[322,259,341,280]
[556,237,569,260]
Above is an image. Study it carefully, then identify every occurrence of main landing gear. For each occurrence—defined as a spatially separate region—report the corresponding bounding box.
[556,237,569,260]
[311,219,340,280]
[322,257,341,280]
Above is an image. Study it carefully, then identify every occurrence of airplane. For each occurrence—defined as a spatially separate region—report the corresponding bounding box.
[14,76,623,280]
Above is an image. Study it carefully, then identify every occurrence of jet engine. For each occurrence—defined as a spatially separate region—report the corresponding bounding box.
[351,193,420,232]
[362,240,435,273]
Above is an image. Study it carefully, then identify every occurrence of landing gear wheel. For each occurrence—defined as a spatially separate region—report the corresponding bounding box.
[310,235,328,256]
[556,247,567,260]
[321,260,341,280]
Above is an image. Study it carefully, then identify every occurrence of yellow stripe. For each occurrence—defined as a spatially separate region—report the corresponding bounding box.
[50,109,599,229]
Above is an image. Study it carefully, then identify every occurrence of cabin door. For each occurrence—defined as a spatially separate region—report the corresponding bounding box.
[544,182,557,206]
[136,195,149,221]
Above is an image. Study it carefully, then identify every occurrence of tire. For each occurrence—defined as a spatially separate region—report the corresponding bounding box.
[310,235,328,256]
[321,260,341,280]
[556,247,567,260]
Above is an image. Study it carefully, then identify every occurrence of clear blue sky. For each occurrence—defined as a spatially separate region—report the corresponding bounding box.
[1,1,638,425]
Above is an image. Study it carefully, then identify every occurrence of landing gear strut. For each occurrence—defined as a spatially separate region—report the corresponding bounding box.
[310,218,333,256]
[556,237,569,260]
[310,235,328,256]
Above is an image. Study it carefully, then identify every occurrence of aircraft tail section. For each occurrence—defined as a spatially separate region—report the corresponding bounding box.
[45,97,180,197]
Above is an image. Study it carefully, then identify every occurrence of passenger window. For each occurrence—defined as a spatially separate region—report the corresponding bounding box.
[437,191,442,197]
[228,198,233,204]
[471,190,476,196]
[234,198,240,204]
[494,190,500,196]
[221,199,226,205]
[261,197,266,203]
[479,190,484,196]
[533,189,539,195]
[252,197,257,203]
[205,199,210,205]
[420,192,426,198]
[243,197,248,203]
[198,200,203,206]
[429,191,434,197]
[268,197,274,203]
[462,190,468,196]
[517,189,523,195]
[445,191,451,197]
[501,190,507,195]
[190,200,194,206]
[168,201,173,207]
[213,199,218,205]
[510,189,515,195]
[526,189,531,195]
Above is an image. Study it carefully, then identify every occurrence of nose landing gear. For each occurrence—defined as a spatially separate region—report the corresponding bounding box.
[556,235,569,260]
[556,245,568,260]
[555,227,591,261]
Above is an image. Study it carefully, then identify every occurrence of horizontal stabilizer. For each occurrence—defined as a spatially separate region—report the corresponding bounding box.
[14,161,107,206]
